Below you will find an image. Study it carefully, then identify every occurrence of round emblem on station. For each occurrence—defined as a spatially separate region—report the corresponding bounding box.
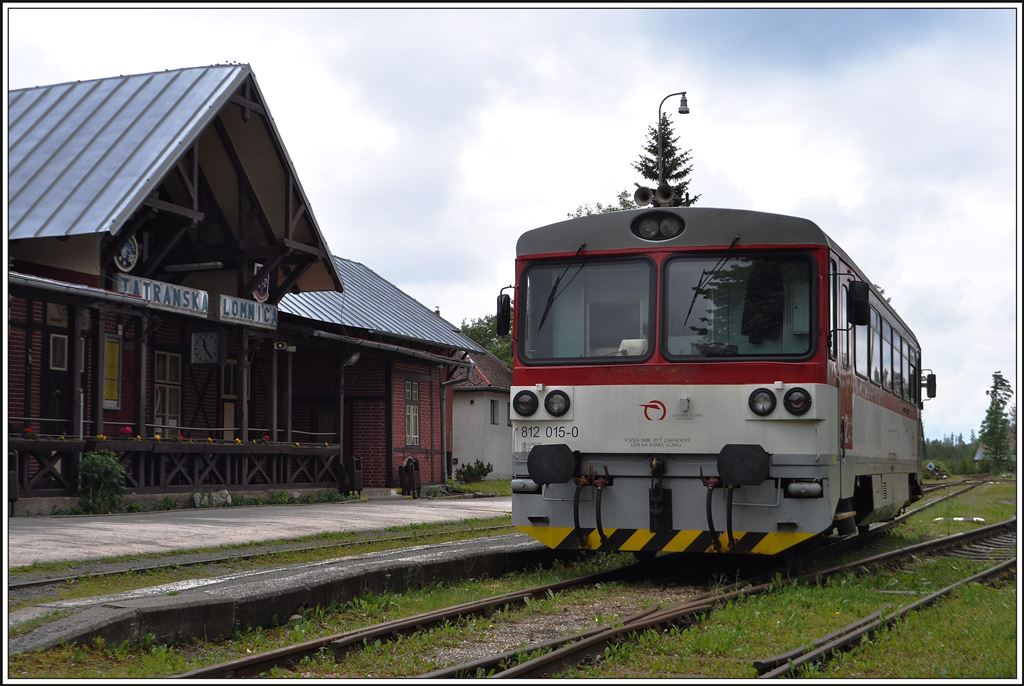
[114,235,140,272]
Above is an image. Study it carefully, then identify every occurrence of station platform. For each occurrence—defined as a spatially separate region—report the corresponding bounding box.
[5,494,512,568]
[6,495,537,656]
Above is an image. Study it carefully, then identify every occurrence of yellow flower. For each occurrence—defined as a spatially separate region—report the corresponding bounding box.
[207,437,214,443]
[234,438,242,445]
[294,442,301,447]
[136,435,141,441]
[154,434,162,441]
[58,435,65,441]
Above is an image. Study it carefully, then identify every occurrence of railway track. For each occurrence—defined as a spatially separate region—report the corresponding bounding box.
[174,479,1010,679]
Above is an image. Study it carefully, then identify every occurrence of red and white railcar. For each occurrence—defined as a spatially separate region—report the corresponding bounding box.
[500,207,934,555]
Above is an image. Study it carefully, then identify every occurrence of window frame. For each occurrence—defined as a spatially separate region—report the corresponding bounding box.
[404,380,420,446]
[518,256,656,366]
[154,350,182,431]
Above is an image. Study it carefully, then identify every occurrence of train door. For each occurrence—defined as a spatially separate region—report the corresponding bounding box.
[837,260,855,498]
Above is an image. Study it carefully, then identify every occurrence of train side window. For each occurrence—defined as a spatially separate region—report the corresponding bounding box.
[854,298,868,378]
[901,339,911,401]
[869,308,881,385]
[881,319,893,392]
[893,332,903,398]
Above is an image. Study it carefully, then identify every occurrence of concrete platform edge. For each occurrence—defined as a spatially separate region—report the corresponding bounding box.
[9,540,574,656]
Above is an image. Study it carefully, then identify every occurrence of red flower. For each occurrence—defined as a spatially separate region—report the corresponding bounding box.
[23,426,34,434]
[118,426,133,437]
[262,433,271,442]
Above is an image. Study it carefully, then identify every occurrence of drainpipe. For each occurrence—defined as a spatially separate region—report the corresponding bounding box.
[440,374,464,484]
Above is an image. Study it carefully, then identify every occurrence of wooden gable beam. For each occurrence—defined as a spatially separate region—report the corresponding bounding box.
[212,117,278,245]
[270,257,315,304]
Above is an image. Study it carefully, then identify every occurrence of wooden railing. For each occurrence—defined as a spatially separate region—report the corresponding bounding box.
[7,438,362,501]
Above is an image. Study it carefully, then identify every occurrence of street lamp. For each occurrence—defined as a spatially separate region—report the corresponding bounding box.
[635,91,690,207]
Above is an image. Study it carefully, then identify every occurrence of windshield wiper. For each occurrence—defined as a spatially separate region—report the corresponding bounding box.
[537,243,586,331]
[680,236,741,331]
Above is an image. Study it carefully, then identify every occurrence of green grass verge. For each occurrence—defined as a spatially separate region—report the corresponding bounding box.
[558,480,1017,680]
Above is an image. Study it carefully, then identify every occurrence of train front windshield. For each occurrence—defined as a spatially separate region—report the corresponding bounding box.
[522,258,653,362]
[520,253,813,363]
[665,254,812,358]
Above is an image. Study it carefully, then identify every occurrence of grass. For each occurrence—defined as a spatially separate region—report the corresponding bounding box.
[558,480,1018,680]
[8,516,514,611]
[7,554,630,679]
[450,479,512,497]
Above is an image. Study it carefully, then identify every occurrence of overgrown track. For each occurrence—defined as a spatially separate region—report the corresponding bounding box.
[172,482,1001,679]
[173,562,651,678]
[430,518,1016,679]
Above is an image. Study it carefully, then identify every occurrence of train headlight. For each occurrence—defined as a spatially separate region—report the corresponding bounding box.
[748,388,777,416]
[544,390,571,417]
[513,390,539,416]
[659,215,683,238]
[783,387,812,416]
[636,216,660,240]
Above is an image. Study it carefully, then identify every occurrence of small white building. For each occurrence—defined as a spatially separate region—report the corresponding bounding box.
[451,350,513,479]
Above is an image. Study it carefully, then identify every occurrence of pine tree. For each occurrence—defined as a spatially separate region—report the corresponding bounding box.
[978,371,1014,472]
[632,113,701,207]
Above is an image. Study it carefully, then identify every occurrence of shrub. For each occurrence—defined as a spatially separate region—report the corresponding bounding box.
[78,450,125,514]
[455,459,493,483]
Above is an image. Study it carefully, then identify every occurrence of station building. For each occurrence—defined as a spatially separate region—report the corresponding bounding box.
[6,64,483,509]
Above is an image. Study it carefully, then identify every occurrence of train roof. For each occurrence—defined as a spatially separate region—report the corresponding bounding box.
[516,207,920,347]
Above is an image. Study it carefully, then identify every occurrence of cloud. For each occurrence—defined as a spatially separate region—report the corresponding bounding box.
[6,6,1018,441]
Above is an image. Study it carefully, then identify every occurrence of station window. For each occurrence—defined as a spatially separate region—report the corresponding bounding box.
[49,333,68,371]
[154,351,181,430]
[490,399,499,425]
[405,380,420,446]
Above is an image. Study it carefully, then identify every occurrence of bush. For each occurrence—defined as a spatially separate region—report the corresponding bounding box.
[455,459,493,483]
[78,450,125,514]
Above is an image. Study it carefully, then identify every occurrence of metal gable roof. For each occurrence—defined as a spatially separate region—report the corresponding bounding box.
[280,256,484,354]
[8,64,249,240]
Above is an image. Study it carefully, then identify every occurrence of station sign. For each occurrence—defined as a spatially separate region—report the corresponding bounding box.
[219,294,279,330]
[116,274,210,318]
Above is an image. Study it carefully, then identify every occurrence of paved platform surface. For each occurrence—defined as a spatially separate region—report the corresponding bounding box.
[6,495,512,568]
[8,533,557,656]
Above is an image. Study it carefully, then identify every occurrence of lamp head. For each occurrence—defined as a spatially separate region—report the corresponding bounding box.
[678,92,689,115]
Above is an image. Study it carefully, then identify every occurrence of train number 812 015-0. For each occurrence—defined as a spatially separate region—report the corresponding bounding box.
[519,425,580,439]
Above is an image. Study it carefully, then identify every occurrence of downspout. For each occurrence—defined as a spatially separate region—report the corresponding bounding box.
[440,373,464,485]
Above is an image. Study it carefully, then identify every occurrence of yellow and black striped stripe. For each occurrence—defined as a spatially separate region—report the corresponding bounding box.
[517,526,814,555]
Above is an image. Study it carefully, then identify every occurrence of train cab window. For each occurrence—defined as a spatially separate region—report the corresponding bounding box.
[909,350,919,404]
[664,254,812,359]
[881,320,893,392]
[521,259,653,362]
[869,308,882,385]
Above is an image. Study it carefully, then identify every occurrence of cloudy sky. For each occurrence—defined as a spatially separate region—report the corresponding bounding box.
[4,4,1020,443]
